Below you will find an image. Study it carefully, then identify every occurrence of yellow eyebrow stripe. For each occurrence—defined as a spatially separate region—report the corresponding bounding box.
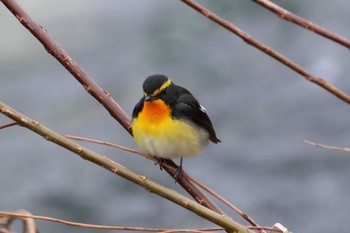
[152,79,171,96]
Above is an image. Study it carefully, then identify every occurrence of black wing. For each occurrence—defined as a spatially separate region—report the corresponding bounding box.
[172,90,220,144]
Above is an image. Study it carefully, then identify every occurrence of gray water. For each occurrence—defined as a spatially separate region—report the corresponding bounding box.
[1,1,350,232]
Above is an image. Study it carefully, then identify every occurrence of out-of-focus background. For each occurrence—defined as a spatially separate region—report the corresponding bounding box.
[1,1,350,232]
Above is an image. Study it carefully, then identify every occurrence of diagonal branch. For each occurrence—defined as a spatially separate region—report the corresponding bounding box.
[181,0,350,105]
[2,0,131,133]
[1,0,225,217]
[0,101,253,233]
[251,0,350,49]
[187,175,260,228]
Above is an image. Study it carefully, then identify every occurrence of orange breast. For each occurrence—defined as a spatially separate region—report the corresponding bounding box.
[139,99,171,123]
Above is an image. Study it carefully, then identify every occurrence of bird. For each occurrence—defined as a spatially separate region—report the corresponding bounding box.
[132,74,220,179]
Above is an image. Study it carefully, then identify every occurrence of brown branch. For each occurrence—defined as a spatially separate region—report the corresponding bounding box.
[180,0,350,105]
[0,210,38,233]
[62,134,151,158]
[1,211,287,233]
[0,122,18,130]
[303,139,350,153]
[251,0,350,49]
[1,0,226,219]
[2,1,131,133]
[0,102,253,233]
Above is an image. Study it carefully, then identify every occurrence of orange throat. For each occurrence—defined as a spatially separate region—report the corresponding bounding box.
[140,99,171,123]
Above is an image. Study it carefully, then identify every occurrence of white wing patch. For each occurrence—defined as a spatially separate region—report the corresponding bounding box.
[200,104,207,113]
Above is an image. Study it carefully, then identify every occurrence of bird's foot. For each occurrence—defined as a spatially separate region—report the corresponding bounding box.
[154,158,164,170]
[174,166,182,182]
[173,157,183,182]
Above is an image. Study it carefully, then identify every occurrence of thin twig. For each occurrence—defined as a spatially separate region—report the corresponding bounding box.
[62,134,224,216]
[180,0,350,104]
[0,211,224,232]
[187,176,265,233]
[0,211,286,233]
[62,134,151,158]
[251,0,350,49]
[0,122,18,130]
[16,210,37,233]
[0,210,38,233]
[0,102,253,233]
[1,0,226,217]
[303,139,350,153]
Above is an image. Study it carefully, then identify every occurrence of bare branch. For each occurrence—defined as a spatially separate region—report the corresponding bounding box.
[187,176,264,233]
[0,101,253,233]
[251,0,350,49]
[1,0,131,133]
[62,134,152,158]
[0,210,38,233]
[0,122,18,130]
[1,211,289,233]
[181,0,350,104]
[303,139,350,153]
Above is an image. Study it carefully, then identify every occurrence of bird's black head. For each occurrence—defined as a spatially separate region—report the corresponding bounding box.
[143,74,172,98]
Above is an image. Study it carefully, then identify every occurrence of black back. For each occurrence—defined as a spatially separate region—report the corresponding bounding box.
[169,84,220,143]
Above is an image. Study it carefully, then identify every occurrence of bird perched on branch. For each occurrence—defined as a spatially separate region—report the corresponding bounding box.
[132,74,220,179]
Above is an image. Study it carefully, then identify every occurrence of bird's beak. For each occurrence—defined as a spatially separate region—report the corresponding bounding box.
[145,95,156,102]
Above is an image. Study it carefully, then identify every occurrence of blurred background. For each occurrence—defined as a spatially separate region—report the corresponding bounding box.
[1,0,350,232]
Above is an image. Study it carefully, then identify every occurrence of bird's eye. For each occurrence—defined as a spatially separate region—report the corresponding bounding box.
[158,89,166,96]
